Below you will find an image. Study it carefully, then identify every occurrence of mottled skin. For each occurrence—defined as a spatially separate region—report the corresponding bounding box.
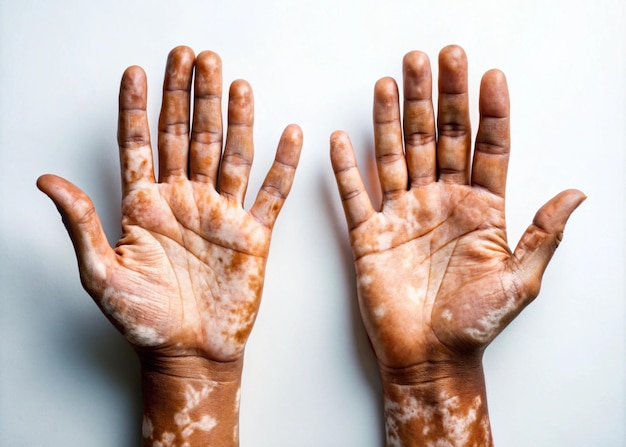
[331,45,584,446]
[38,46,302,446]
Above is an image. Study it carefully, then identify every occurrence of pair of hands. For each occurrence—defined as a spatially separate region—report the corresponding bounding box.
[38,45,584,381]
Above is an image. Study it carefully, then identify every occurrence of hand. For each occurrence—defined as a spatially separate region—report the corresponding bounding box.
[331,45,583,369]
[331,45,584,446]
[39,46,302,446]
[38,46,302,365]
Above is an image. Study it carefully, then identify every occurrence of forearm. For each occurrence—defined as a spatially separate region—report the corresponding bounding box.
[140,356,243,447]
[379,355,493,447]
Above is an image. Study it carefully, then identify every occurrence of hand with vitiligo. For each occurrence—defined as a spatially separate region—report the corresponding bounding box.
[38,46,302,447]
[330,45,585,446]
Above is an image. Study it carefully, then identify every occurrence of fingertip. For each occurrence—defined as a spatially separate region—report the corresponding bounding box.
[36,173,53,192]
[439,45,467,67]
[330,130,350,151]
[374,77,399,101]
[374,78,400,124]
[560,188,587,216]
[567,188,587,203]
[229,79,253,97]
[227,79,254,126]
[120,66,147,109]
[36,174,70,199]
[229,80,253,108]
[277,124,303,167]
[168,45,196,65]
[403,50,430,74]
[534,189,587,234]
[284,123,303,142]
[480,69,509,116]
[402,51,432,99]
[195,50,222,70]
[282,124,303,156]
[439,44,466,58]
[330,131,356,171]
[482,68,507,84]
[122,65,147,83]
[194,51,222,85]
[438,45,468,92]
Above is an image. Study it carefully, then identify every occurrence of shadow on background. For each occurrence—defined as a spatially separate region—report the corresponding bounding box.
[319,147,385,445]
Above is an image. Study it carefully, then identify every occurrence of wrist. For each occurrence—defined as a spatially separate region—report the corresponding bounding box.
[378,355,493,447]
[140,355,243,447]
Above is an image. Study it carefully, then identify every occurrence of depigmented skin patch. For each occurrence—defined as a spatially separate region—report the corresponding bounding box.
[383,388,491,447]
[352,182,522,369]
[141,358,243,447]
[92,178,271,361]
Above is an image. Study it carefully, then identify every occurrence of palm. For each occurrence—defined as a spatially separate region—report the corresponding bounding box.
[38,47,302,363]
[95,182,269,360]
[353,184,513,367]
[331,47,584,370]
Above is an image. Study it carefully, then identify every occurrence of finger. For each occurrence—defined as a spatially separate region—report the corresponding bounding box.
[437,45,471,184]
[190,50,223,185]
[471,70,510,197]
[402,51,436,186]
[511,189,586,302]
[118,65,155,196]
[36,174,114,288]
[250,124,303,229]
[330,131,376,230]
[374,77,408,199]
[219,79,254,204]
[157,46,195,182]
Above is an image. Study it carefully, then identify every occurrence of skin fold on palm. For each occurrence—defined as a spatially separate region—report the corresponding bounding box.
[37,46,303,365]
[331,45,585,373]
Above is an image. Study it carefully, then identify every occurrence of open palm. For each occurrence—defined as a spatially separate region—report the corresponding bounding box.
[38,47,302,363]
[331,46,584,370]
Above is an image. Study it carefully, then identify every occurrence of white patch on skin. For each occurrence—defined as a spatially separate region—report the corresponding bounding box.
[142,415,153,438]
[99,287,166,347]
[384,395,435,447]
[406,285,424,305]
[384,388,485,447]
[359,275,373,286]
[85,257,107,284]
[153,431,175,447]
[441,309,453,322]
[372,231,394,252]
[174,383,218,439]
[234,387,241,412]
[231,386,241,442]
[129,324,166,346]
[374,304,387,319]
[181,415,217,438]
[465,295,517,343]
[433,393,481,446]
[200,251,263,358]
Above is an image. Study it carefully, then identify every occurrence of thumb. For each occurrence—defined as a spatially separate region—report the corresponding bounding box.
[511,188,586,301]
[37,174,113,290]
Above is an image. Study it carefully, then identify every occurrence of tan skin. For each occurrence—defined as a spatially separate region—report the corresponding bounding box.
[331,45,585,446]
[38,46,302,447]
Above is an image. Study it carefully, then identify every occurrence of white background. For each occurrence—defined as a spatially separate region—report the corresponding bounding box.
[1,1,624,446]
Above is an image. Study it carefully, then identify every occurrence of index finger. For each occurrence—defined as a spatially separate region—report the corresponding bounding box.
[471,69,510,197]
[330,131,376,230]
[117,65,155,196]
[250,124,303,229]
